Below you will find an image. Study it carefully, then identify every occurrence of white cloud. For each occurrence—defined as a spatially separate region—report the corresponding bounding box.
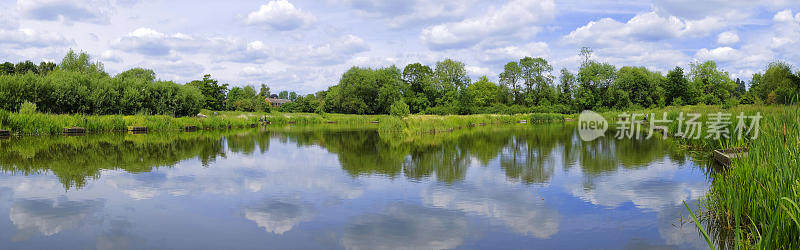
[564,12,725,47]
[17,0,113,24]
[112,27,233,57]
[340,204,468,250]
[244,0,316,31]
[420,0,555,50]
[243,199,315,235]
[478,42,550,63]
[717,31,739,45]
[338,0,475,28]
[0,28,71,48]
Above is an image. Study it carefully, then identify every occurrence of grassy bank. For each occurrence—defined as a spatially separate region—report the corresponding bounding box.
[603,104,799,249]
[0,109,568,135]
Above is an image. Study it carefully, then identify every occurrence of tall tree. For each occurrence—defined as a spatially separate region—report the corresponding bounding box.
[664,66,691,105]
[558,68,575,106]
[0,62,14,75]
[14,61,38,74]
[499,62,522,104]
[187,74,229,111]
[259,84,271,99]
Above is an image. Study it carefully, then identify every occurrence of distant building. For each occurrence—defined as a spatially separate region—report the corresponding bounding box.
[266,97,291,107]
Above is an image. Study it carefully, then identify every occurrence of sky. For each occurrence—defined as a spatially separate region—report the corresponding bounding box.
[1,0,800,94]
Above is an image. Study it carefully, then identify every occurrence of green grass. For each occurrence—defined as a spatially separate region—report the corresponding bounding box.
[0,109,567,135]
[606,104,799,249]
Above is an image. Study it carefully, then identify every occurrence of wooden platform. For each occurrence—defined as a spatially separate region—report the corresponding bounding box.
[370,121,379,124]
[63,127,86,134]
[0,129,9,137]
[713,147,748,166]
[517,120,527,124]
[128,126,147,133]
[184,125,198,132]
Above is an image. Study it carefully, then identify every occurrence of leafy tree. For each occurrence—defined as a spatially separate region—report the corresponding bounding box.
[577,61,616,109]
[288,91,298,101]
[689,60,736,105]
[558,68,575,107]
[0,62,14,75]
[664,66,691,105]
[115,68,156,82]
[499,61,522,104]
[402,63,436,112]
[187,74,228,111]
[278,91,289,99]
[750,61,799,104]
[258,84,270,99]
[38,62,56,75]
[389,100,410,117]
[14,61,38,74]
[60,50,107,76]
[466,76,499,107]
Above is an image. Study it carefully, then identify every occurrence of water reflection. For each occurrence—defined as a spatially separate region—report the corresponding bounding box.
[0,124,709,249]
[340,203,468,250]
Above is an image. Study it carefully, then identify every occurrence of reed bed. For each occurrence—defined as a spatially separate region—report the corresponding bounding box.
[0,109,567,136]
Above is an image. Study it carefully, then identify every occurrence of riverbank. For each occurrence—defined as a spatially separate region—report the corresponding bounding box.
[0,109,568,136]
[603,104,799,249]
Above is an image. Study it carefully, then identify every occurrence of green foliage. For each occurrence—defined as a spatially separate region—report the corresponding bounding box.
[389,100,410,117]
[0,63,202,116]
[19,101,36,114]
[187,74,228,111]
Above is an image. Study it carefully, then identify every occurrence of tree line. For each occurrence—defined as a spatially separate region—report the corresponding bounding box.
[2,48,798,117]
[309,47,798,115]
[0,50,299,116]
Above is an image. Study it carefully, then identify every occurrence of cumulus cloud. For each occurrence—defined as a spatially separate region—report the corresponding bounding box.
[477,42,550,63]
[338,0,474,28]
[420,0,555,50]
[564,12,724,47]
[244,0,316,31]
[0,28,71,48]
[17,0,113,24]
[717,31,740,45]
[112,27,232,57]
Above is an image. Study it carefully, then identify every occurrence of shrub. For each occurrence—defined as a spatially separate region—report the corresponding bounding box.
[19,101,37,114]
[389,100,410,117]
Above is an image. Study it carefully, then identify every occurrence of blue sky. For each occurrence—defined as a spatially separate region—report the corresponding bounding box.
[1,0,799,94]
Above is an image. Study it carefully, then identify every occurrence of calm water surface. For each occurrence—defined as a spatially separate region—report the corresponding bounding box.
[0,124,710,249]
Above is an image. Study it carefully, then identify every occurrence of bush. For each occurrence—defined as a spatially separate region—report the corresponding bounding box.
[19,101,37,114]
[389,100,410,117]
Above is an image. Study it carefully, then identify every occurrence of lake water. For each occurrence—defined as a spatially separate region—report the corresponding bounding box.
[0,124,710,249]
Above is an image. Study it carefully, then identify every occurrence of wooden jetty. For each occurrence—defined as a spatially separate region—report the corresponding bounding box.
[326,121,337,124]
[128,126,147,133]
[0,129,9,137]
[517,120,527,124]
[564,118,574,122]
[63,127,86,134]
[288,121,297,124]
[184,125,198,132]
[370,121,379,124]
[713,147,748,166]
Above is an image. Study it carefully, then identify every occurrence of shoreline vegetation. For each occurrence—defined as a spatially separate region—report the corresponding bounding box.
[0,109,565,136]
[2,47,800,248]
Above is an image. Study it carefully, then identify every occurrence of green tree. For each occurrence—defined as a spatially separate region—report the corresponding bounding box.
[187,74,228,111]
[38,62,56,75]
[60,49,107,76]
[258,84,271,99]
[750,61,799,104]
[689,60,736,105]
[558,68,575,107]
[0,62,14,75]
[14,61,38,74]
[466,76,499,107]
[519,57,554,105]
[499,61,522,104]
[278,91,289,99]
[664,66,691,105]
